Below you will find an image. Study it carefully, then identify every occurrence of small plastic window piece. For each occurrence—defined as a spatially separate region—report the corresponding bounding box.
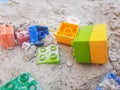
[19,73,29,82]
[50,53,57,59]
[40,47,46,52]
[40,54,46,61]
[50,46,56,51]
[67,16,80,24]
[5,82,15,90]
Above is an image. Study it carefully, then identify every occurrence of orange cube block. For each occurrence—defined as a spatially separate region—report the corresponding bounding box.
[0,26,2,46]
[55,22,79,45]
[89,24,108,64]
[0,25,15,49]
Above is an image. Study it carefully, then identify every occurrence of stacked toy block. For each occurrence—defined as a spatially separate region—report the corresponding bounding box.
[0,24,15,49]
[0,72,41,90]
[29,25,49,46]
[89,24,108,64]
[37,44,60,64]
[72,25,93,63]
[55,22,79,45]
[72,24,108,64]
[15,30,29,47]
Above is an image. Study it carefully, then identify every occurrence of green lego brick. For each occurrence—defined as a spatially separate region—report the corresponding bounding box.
[72,25,93,63]
[37,44,60,64]
[0,72,42,90]
[73,43,91,63]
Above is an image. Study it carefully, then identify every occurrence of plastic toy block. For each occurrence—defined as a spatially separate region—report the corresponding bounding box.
[0,72,42,90]
[55,22,79,45]
[0,24,15,49]
[0,26,2,46]
[37,26,49,38]
[72,25,93,63]
[29,26,40,45]
[29,25,49,45]
[67,16,80,24]
[89,24,108,64]
[96,72,120,90]
[15,30,29,47]
[37,44,60,64]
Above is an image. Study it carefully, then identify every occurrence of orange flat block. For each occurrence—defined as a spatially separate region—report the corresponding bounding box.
[1,25,15,49]
[89,24,108,64]
[55,22,79,45]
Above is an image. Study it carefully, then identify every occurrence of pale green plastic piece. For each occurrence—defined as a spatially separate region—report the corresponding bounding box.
[37,44,60,64]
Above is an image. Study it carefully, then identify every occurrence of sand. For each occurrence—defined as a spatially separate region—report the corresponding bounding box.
[0,0,120,90]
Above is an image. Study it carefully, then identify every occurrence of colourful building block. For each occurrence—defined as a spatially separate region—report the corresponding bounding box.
[89,24,108,64]
[55,22,79,45]
[0,26,2,46]
[72,25,93,63]
[0,24,15,49]
[37,26,49,39]
[29,25,40,45]
[37,44,60,64]
[29,25,49,46]
[15,30,29,47]
[0,72,42,90]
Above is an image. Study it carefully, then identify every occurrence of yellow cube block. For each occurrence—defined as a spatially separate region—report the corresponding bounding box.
[89,24,108,64]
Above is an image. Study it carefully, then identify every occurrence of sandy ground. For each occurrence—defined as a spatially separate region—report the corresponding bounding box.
[0,0,120,90]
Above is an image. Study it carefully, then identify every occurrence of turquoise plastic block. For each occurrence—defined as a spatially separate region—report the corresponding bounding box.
[37,44,60,64]
[0,72,42,90]
[72,25,93,63]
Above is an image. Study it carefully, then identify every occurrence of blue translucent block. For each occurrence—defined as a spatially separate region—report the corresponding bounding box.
[96,72,120,90]
[35,40,44,46]
[29,26,39,44]
[0,0,8,3]
[38,31,45,39]
[37,26,49,35]
[29,25,49,45]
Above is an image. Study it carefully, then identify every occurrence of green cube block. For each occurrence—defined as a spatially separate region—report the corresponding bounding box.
[37,44,60,64]
[72,25,93,63]
[0,72,41,90]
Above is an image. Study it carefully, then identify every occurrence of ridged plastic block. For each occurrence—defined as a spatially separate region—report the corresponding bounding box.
[29,25,40,44]
[37,26,49,38]
[29,25,49,46]
[89,24,108,64]
[55,22,79,45]
[37,44,60,64]
[72,25,93,63]
[15,30,29,47]
[0,26,2,46]
[0,24,15,49]
[0,72,42,90]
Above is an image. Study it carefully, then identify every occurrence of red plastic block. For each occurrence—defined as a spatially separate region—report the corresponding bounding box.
[0,25,15,49]
[15,30,29,47]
